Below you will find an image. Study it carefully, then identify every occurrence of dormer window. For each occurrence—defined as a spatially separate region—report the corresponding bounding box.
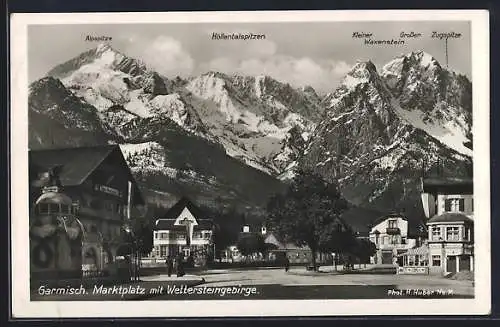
[445,198,464,212]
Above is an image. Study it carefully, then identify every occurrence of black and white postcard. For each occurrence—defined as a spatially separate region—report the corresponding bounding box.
[10,10,490,317]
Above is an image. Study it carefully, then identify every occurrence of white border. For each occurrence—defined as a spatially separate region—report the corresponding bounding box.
[10,10,491,318]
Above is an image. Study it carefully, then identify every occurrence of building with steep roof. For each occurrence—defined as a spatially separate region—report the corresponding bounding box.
[368,213,427,265]
[421,177,474,274]
[151,197,215,261]
[29,145,144,282]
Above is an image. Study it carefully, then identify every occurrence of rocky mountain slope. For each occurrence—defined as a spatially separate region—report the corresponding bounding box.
[29,45,473,229]
[29,44,320,217]
[302,51,472,222]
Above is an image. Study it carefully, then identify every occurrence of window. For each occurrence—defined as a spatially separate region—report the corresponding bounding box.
[48,203,59,213]
[432,255,441,266]
[446,226,460,241]
[445,198,465,212]
[60,205,71,214]
[431,226,442,241]
[388,219,398,228]
[390,235,399,245]
[160,245,168,257]
[401,237,407,245]
[154,232,158,239]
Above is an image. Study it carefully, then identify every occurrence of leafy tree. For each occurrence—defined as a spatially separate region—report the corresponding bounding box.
[126,217,153,256]
[237,233,266,256]
[321,228,357,271]
[267,168,350,270]
[360,238,377,268]
[351,238,377,268]
[208,206,242,256]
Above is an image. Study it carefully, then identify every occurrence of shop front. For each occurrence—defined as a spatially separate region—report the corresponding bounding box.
[397,245,430,275]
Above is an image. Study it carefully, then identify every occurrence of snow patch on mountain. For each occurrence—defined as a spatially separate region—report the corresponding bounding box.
[389,96,472,156]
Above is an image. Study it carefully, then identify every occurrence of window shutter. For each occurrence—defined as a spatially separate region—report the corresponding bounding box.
[459,199,465,211]
[445,199,452,212]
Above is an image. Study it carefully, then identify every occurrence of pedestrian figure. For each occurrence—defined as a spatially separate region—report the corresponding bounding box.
[176,253,185,277]
[166,255,173,277]
[187,254,195,268]
[284,256,290,272]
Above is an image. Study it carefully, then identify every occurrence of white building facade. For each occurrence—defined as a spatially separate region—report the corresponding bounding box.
[421,177,474,274]
[149,197,214,261]
[369,214,419,265]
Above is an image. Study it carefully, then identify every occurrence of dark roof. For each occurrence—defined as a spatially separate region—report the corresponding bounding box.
[30,145,116,186]
[422,177,473,193]
[154,219,214,231]
[29,145,144,204]
[427,212,473,224]
[159,197,208,220]
[264,232,309,250]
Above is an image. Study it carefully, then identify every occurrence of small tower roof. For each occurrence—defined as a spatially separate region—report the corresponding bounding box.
[35,191,73,206]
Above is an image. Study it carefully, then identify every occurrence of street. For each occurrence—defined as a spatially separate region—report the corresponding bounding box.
[149,267,474,300]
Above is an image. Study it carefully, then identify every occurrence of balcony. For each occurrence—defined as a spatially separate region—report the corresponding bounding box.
[386,227,401,235]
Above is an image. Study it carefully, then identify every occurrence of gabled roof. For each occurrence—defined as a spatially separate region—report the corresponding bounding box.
[368,213,427,238]
[29,145,144,204]
[30,145,116,186]
[154,219,214,231]
[369,213,407,229]
[264,232,309,250]
[159,197,208,220]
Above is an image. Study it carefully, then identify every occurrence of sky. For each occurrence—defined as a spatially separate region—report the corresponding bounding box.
[28,21,471,93]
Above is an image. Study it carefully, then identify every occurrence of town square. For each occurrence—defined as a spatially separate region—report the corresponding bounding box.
[12,12,490,317]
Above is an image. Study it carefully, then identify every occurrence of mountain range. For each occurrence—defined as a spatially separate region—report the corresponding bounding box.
[28,43,473,230]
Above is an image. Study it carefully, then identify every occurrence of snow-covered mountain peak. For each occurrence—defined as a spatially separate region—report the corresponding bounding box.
[339,61,379,90]
[95,42,114,54]
[48,43,150,82]
[382,51,441,82]
[406,51,439,68]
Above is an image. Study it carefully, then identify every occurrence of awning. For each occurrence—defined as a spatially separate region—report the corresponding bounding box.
[398,245,429,257]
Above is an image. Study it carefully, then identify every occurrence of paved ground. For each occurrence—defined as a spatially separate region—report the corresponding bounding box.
[150,266,474,300]
[30,267,474,301]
